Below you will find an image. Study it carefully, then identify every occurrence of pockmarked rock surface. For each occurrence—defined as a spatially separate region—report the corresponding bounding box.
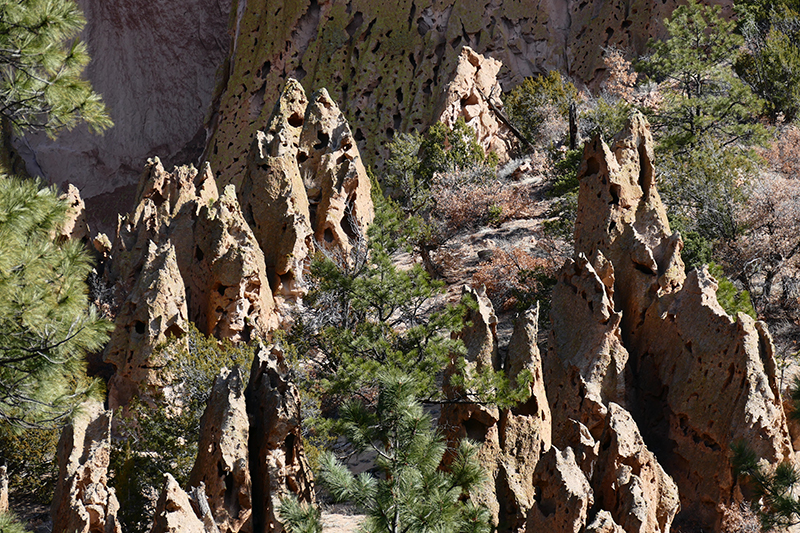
[440,287,552,530]
[246,343,315,533]
[565,112,793,530]
[445,113,790,533]
[51,400,122,533]
[238,79,374,296]
[203,0,733,185]
[189,367,252,533]
[102,160,278,407]
[437,47,513,162]
[150,474,207,533]
[148,347,313,533]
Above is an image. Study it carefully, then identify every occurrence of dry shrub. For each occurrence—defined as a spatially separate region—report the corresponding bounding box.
[731,172,800,317]
[719,501,761,533]
[759,126,800,176]
[432,172,536,236]
[472,247,557,312]
[602,47,637,102]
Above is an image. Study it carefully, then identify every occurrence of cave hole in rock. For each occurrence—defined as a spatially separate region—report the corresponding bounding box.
[586,156,600,176]
[288,112,304,127]
[297,151,309,163]
[342,195,359,242]
[285,434,296,463]
[464,417,488,443]
[217,285,227,296]
[257,60,272,78]
[346,11,364,38]
[134,321,146,335]
[324,228,335,243]
[609,183,621,205]
[314,131,331,150]
[165,323,183,338]
[195,246,205,261]
[409,52,417,70]
[396,87,404,104]
[462,93,479,106]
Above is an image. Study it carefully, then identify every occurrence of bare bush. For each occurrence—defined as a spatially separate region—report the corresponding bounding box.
[472,246,558,313]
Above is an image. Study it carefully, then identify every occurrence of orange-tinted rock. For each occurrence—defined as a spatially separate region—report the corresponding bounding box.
[51,401,122,533]
[246,344,314,533]
[189,367,252,533]
[437,47,513,162]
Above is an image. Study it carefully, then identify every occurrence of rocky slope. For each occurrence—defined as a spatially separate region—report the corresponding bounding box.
[41,32,796,533]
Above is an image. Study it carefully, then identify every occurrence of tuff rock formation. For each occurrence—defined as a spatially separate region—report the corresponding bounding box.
[440,287,551,529]
[150,344,313,533]
[437,47,513,162]
[240,80,313,298]
[239,79,374,292]
[203,0,733,186]
[246,343,315,533]
[150,474,207,533]
[561,112,792,529]
[103,241,189,408]
[188,367,252,533]
[444,113,791,533]
[51,400,122,533]
[57,184,90,243]
[102,160,278,407]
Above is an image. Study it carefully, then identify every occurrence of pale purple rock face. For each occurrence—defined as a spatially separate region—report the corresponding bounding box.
[14,0,232,233]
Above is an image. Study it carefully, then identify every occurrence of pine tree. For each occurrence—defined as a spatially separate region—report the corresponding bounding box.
[280,372,491,533]
[0,176,111,428]
[0,0,111,136]
[637,0,766,152]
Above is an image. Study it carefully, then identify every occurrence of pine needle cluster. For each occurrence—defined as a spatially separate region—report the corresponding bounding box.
[280,372,491,533]
[0,175,111,428]
[0,0,112,135]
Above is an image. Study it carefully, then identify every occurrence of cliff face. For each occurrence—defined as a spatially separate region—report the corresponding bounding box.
[203,0,732,185]
[14,0,731,230]
[13,0,232,230]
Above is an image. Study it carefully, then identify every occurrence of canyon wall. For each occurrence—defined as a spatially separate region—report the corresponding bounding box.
[14,0,731,231]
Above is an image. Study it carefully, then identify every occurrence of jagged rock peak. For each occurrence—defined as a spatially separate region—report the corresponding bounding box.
[103,161,277,408]
[568,112,794,529]
[441,291,551,529]
[245,343,314,532]
[51,400,122,533]
[188,367,252,533]
[299,87,374,257]
[240,80,313,299]
[104,241,188,408]
[437,46,513,162]
[239,80,374,298]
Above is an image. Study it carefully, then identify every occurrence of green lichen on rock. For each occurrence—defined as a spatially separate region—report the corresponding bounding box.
[203,0,731,185]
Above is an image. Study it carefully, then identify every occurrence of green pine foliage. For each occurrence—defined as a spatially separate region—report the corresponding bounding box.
[503,71,578,145]
[708,263,757,321]
[733,438,800,529]
[638,0,767,152]
[292,194,467,401]
[735,0,800,121]
[0,176,111,428]
[386,117,490,214]
[280,372,491,533]
[0,0,112,135]
[0,512,29,533]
